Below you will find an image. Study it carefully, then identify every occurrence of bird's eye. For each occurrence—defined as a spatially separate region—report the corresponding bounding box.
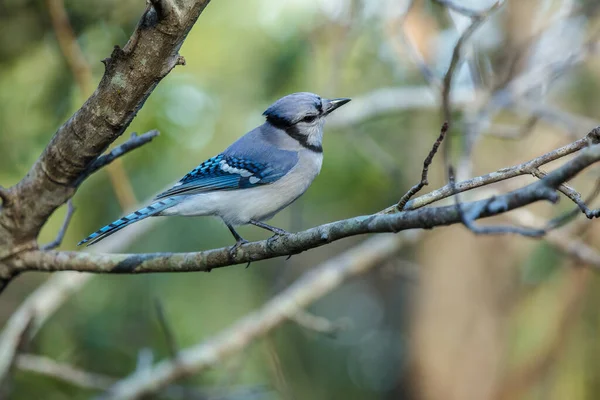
[302,115,317,123]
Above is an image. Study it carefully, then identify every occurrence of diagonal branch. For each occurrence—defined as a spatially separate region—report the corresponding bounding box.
[396,122,448,210]
[531,168,600,219]
[40,200,75,251]
[450,168,546,237]
[76,130,160,185]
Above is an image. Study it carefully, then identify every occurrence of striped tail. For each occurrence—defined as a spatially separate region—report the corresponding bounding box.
[77,197,180,247]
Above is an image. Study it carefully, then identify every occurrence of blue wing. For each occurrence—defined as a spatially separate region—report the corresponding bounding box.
[154,153,295,199]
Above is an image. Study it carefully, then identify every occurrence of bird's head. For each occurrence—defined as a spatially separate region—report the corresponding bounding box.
[263,92,351,152]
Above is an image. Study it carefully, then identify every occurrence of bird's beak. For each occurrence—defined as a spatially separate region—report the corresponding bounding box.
[323,98,351,115]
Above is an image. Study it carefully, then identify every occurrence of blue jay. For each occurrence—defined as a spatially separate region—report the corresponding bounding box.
[78,92,350,252]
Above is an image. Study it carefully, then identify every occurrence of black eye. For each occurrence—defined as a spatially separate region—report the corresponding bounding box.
[302,115,317,123]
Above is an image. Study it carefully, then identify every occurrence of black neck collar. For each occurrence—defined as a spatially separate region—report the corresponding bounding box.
[267,117,323,153]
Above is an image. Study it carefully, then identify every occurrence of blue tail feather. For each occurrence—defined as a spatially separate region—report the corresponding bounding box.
[77,197,179,247]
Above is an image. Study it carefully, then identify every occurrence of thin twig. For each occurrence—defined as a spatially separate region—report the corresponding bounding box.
[40,200,76,251]
[547,178,600,230]
[449,167,547,237]
[77,130,160,185]
[397,122,448,210]
[532,168,600,219]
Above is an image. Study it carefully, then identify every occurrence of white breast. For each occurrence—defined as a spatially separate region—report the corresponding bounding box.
[161,150,323,225]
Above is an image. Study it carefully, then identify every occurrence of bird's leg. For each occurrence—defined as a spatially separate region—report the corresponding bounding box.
[249,220,290,252]
[249,220,289,236]
[226,223,248,257]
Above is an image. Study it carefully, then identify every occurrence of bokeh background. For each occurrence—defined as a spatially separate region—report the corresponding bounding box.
[2,0,600,399]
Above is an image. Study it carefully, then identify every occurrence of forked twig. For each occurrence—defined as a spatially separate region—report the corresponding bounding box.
[397,122,449,210]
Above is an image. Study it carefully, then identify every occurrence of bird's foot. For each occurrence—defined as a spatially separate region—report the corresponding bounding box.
[266,230,288,251]
[229,238,249,258]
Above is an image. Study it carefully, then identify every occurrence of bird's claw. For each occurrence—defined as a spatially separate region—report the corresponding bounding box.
[229,239,249,258]
[266,229,288,251]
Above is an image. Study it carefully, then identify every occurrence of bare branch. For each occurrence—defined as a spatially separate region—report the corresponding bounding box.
[378,128,600,213]
[7,142,600,275]
[397,122,448,211]
[77,130,160,184]
[450,168,547,237]
[531,168,600,219]
[103,233,417,399]
[40,200,75,251]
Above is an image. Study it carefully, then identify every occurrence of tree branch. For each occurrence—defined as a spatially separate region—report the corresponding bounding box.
[378,127,600,213]
[76,130,160,185]
[40,200,75,251]
[396,122,448,210]
[7,142,600,275]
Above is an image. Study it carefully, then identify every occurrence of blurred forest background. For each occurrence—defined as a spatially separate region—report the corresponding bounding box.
[2,0,600,399]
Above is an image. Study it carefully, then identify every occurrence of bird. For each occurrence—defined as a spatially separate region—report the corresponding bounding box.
[78,92,351,253]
